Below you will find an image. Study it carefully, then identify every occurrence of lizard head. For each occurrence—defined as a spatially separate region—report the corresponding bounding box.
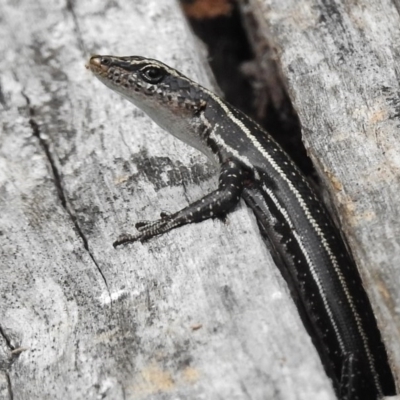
[87,55,207,128]
[87,55,220,162]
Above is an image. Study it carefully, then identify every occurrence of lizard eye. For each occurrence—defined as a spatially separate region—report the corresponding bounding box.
[101,57,111,66]
[140,66,165,84]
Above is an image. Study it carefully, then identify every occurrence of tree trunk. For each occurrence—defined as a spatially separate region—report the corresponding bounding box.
[240,0,400,392]
[0,0,398,399]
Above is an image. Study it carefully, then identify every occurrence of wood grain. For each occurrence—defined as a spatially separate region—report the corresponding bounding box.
[243,0,400,394]
[0,0,336,399]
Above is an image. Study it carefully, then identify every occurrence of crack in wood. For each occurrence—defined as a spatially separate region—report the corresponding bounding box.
[0,81,7,109]
[65,0,86,54]
[0,325,22,400]
[21,92,112,305]
[5,372,13,400]
[0,326,13,353]
[393,0,400,16]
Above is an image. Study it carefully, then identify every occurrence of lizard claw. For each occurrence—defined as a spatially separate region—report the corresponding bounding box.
[160,211,172,219]
[114,217,172,248]
[135,220,154,231]
[113,233,143,248]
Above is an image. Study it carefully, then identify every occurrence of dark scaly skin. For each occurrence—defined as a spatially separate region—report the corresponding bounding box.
[88,55,396,399]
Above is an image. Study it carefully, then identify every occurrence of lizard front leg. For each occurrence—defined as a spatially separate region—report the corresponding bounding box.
[113,160,245,247]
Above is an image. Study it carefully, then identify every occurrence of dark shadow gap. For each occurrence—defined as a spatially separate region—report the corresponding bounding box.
[180,0,315,178]
[180,2,396,399]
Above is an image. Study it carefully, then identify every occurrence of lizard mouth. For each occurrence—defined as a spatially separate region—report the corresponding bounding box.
[86,55,111,76]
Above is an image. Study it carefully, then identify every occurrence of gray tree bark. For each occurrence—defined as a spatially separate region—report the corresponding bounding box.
[0,0,398,399]
[241,0,400,393]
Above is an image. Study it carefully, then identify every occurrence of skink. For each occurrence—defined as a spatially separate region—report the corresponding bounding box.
[87,55,396,400]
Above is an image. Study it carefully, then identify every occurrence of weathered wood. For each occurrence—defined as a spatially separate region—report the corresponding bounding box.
[0,0,338,399]
[242,0,400,393]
